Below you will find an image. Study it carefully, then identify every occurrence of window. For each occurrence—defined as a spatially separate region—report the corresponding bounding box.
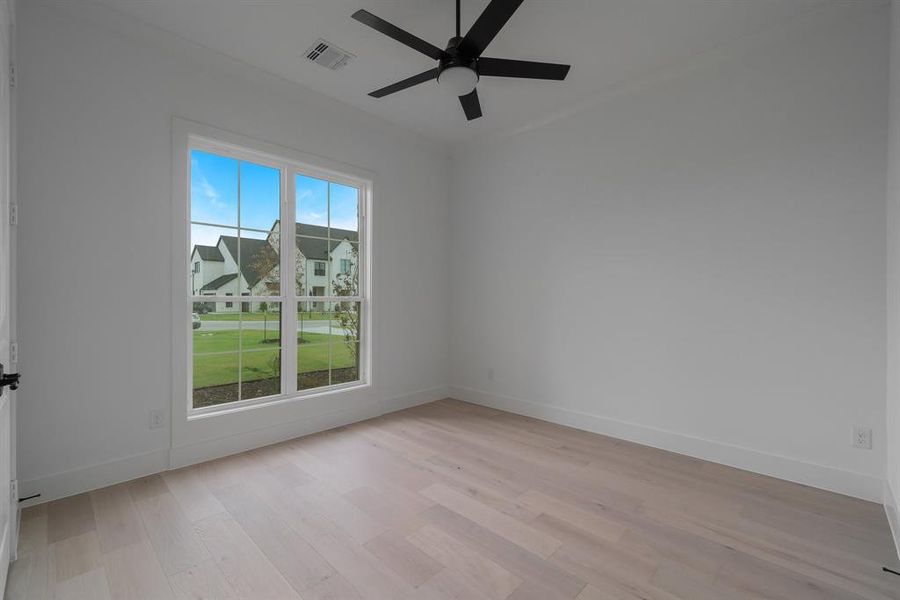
[188,143,367,411]
[193,262,200,274]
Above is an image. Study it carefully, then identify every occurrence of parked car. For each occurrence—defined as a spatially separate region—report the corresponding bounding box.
[192,312,201,330]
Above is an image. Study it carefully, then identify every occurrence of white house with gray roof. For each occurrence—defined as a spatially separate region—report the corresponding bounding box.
[190,221,358,313]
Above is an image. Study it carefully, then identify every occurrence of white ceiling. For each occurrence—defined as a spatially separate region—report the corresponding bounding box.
[92,0,831,145]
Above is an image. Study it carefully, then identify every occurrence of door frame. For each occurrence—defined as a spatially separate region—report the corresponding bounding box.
[2,0,16,586]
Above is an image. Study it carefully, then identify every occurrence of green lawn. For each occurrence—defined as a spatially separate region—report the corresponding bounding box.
[192,328,356,389]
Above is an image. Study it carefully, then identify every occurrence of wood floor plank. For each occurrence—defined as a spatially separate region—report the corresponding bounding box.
[301,530,411,600]
[193,512,300,599]
[539,513,658,590]
[415,568,495,600]
[423,504,586,598]
[640,503,900,599]
[213,483,337,595]
[358,421,438,462]
[126,475,171,504]
[407,524,522,600]
[244,484,413,600]
[713,551,876,600]
[517,490,627,544]
[133,491,210,576]
[167,559,240,600]
[161,468,226,523]
[421,483,561,558]
[13,399,898,600]
[303,573,365,600]
[16,511,48,557]
[281,445,360,494]
[506,580,585,600]
[90,484,146,554]
[5,548,52,600]
[196,455,257,494]
[51,567,112,600]
[574,581,679,600]
[293,482,387,544]
[101,539,175,600]
[651,560,753,600]
[424,453,531,502]
[51,531,102,584]
[363,530,443,587]
[343,486,430,535]
[47,494,96,544]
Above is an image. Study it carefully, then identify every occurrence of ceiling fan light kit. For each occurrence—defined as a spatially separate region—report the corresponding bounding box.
[437,65,479,96]
[352,0,571,121]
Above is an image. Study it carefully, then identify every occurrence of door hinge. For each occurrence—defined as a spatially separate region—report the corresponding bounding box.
[8,63,14,88]
[9,480,16,505]
[10,341,17,365]
[9,203,16,226]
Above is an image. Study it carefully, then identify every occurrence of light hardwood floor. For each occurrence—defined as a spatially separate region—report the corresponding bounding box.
[6,399,900,599]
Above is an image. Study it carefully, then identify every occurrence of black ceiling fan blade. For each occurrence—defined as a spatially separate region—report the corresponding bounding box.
[459,0,525,58]
[459,89,483,121]
[369,68,439,98]
[352,10,447,61]
[478,57,570,80]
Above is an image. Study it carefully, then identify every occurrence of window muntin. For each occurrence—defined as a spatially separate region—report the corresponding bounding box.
[189,145,367,412]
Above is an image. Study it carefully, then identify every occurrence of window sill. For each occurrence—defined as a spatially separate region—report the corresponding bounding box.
[187,380,371,421]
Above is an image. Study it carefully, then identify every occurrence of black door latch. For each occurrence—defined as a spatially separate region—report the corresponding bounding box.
[0,363,20,391]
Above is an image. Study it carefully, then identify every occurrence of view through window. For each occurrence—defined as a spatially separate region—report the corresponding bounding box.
[189,146,365,409]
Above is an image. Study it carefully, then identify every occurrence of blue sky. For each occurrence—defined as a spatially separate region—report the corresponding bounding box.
[191,149,358,248]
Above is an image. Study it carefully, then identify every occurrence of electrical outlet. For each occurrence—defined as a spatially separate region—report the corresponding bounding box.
[853,426,872,449]
[149,409,165,430]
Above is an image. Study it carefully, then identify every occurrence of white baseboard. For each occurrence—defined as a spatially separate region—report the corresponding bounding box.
[382,386,449,414]
[449,385,884,503]
[19,448,170,507]
[20,385,447,505]
[886,481,900,562]
[170,385,447,469]
[169,403,382,470]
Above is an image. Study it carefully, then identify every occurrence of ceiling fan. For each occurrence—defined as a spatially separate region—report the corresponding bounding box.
[351,0,571,121]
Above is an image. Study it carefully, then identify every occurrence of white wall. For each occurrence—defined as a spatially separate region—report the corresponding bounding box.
[450,3,889,501]
[886,0,900,555]
[16,1,450,499]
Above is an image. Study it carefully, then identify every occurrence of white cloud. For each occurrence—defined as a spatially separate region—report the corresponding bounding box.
[200,176,227,210]
[299,210,326,225]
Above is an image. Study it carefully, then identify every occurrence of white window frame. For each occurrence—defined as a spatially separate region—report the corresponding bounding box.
[171,119,373,435]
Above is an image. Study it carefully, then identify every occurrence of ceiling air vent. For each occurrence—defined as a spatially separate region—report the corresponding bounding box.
[305,39,355,71]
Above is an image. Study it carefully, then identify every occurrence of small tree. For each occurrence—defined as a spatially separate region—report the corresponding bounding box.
[331,244,360,367]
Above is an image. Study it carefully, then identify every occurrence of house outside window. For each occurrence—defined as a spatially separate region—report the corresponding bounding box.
[314,261,326,276]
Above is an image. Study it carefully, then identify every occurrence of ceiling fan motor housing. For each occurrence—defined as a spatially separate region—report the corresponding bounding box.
[439,37,477,75]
